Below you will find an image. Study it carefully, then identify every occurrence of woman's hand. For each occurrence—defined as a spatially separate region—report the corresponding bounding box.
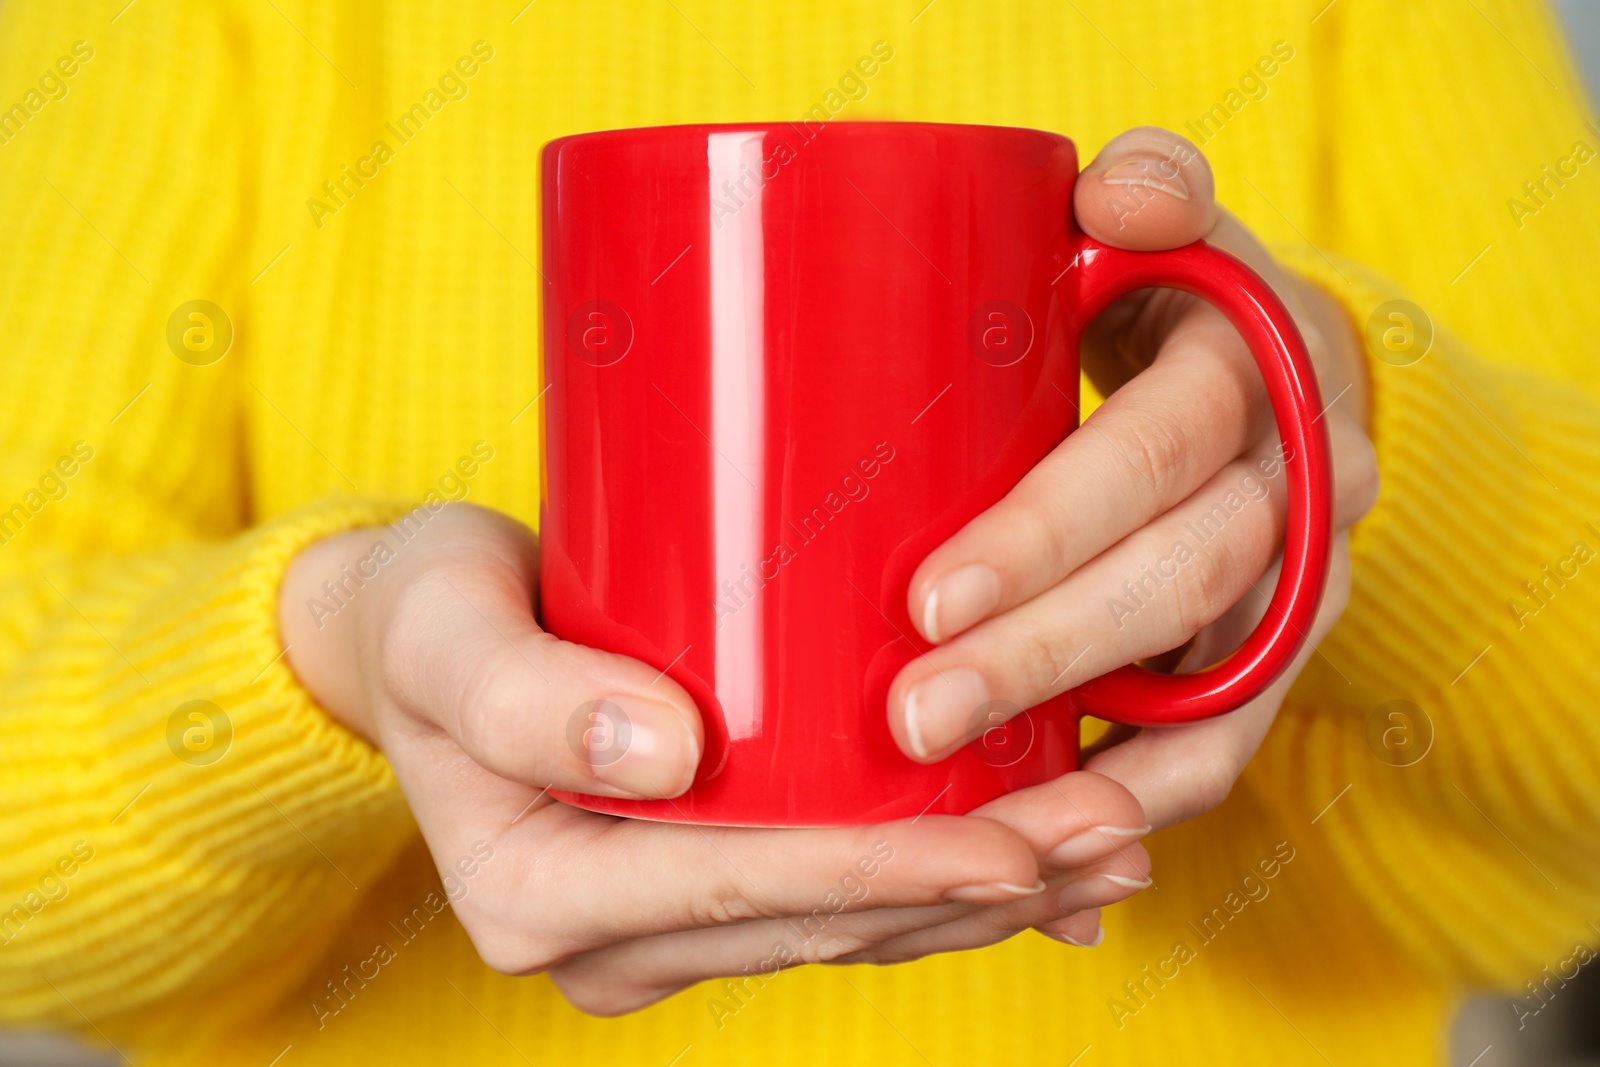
[883,126,1378,943]
[280,504,1153,1015]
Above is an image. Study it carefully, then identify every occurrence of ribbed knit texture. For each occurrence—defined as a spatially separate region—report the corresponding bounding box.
[1,1,1596,1064]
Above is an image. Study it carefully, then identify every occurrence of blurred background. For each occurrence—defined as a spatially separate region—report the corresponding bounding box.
[1426,8,1600,1065]
[1,2,1596,1065]
[1565,0,1600,99]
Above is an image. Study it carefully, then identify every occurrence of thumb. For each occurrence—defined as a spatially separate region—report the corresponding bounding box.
[1073,126,1217,251]
[375,508,704,801]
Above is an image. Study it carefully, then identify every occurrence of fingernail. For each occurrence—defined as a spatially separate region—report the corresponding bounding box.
[1048,922,1105,948]
[945,879,1047,904]
[1101,156,1190,200]
[587,696,699,799]
[903,667,990,760]
[1102,874,1154,890]
[1046,825,1152,868]
[921,564,1001,642]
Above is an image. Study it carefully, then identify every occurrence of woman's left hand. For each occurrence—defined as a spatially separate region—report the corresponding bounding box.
[861,126,1379,957]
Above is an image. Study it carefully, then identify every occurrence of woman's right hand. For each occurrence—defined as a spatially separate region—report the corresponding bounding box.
[279,503,1153,1015]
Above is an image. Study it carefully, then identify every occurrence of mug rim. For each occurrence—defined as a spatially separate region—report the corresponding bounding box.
[542,120,1074,157]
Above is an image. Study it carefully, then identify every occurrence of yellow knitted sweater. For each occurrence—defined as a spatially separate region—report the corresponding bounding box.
[2,1,1598,1063]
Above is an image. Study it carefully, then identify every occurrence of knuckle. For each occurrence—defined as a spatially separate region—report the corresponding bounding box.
[1117,411,1190,503]
[1012,498,1072,577]
[375,578,445,702]
[1168,544,1235,638]
[684,867,768,926]
[376,570,478,708]
[1015,625,1075,695]
[451,654,528,757]
[1187,753,1238,817]
[688,895,763,926]
[797,930,874,965]
[453,850,573,976]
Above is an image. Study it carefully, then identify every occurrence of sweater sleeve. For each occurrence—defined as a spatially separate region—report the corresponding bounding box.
[1257,248,1600,985]
[0,1,416,1025]
[1245,0,1600,987]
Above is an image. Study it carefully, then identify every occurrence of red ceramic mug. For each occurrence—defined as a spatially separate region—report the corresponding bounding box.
[539,121,1332,827]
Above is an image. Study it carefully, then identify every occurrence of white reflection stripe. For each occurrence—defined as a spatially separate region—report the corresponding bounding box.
[708,132,766,740]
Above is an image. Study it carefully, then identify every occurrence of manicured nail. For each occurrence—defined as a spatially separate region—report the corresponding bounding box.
[903,667,990,760]
[921,564,1001,642]
[586,696,699,798]
[1102,874,1154,890]
[1048,922,1105,948]
[1046,825,1152,868]
[1101,156,1190,200]
[945,879,1047,904]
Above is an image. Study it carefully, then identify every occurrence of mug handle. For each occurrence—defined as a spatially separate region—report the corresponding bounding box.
[1060,235,1334,727]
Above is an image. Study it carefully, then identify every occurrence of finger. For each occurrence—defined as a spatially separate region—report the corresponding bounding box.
[445,805,1044,976]
[966,770,1149,873]
[1084,534,1352,829]
[1080,208,1362,434]
[1080,209,1304,389]
[548,899,967,1016]
[842,849,1151,966]
[1177,214,1354,404]
[1156,214,1374,468]
[1073,126,1299,389]
[910,301,1273,644]
[893,412,1373,762]
[1328,412,1380,528]
[377,507,702,800]
[1074,127,1217,251]
[1074,129,1354,415]
[894,445,1289,762]
[910,202,1375,647]
[409,769,1044,978]
[552,847,1152,1016]
[1037,909,1106,948]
